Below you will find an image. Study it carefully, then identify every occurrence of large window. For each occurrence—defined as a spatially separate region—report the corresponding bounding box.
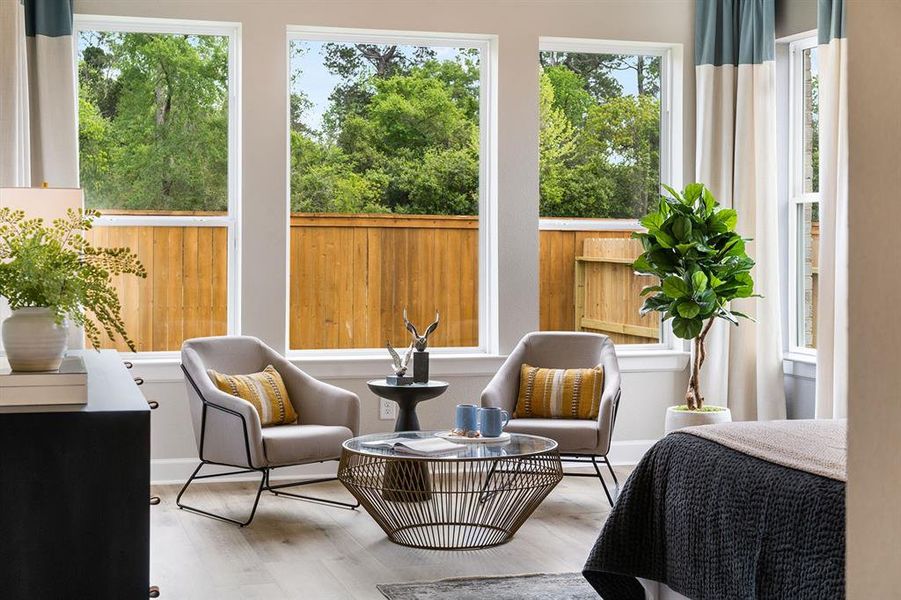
[75,18,238,353]
[789,37,819,352]
[538,39,676,346]
[287,30,489,352]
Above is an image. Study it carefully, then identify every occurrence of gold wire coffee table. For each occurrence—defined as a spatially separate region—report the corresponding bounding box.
[338,431,562,550]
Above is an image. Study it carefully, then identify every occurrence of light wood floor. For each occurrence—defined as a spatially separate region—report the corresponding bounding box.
[150,468,629,599]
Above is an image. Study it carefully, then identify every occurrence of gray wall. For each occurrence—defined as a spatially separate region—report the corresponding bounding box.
[776,0,817,38]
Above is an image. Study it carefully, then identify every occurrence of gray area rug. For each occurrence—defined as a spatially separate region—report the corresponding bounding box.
[378,572,598,599]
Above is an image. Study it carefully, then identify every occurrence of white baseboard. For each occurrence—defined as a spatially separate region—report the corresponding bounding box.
[606,439,656,465]
[151,459,339,485]
[151,439,657,485]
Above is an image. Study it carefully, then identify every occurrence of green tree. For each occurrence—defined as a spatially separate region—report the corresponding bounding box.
[539,70,578,216]
[390,145,479,215]
[78,35,121,119]
[579,94,660,216]
[290,49,480,216]
[289,43,313,134]
[78,32,229,212]
[538,53,661,219]
[289,132,389,213]
[541,51,623,102]
[543,65,593,127]
[355,69,474,155]
[320,43,437,139]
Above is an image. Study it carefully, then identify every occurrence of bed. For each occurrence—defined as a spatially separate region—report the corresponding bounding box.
[582,419,846,600]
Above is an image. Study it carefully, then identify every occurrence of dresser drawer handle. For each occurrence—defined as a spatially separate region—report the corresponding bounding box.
[150,496,161,506]
[147,400,159,410]
[149,585,160,598]
[124,361,134,369]
[133,377,144,386]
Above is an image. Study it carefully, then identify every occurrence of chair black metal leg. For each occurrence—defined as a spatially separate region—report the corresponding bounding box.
[602,455,620,487]
[591,456,615,507]
[176,462,267,527]
[267,476,360,509]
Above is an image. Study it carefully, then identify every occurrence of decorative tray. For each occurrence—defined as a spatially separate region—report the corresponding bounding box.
[435,431,511,444]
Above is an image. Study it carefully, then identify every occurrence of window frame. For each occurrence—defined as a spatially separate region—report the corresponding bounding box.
[787,35,819,358]
[283,26,496,357]
[73,15,242,359]
[537,37,684,352]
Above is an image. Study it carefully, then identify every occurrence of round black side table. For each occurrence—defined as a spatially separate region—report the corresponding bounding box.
[366,379,449,431]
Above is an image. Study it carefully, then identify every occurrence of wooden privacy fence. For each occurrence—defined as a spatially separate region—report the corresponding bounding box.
[86,224,228,352]
[288,214,478,350]
[88,213,657,351]
[805,223,820,347]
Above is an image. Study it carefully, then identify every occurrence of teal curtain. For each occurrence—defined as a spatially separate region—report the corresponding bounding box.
[23,0,75,38]
[695,0,775,67]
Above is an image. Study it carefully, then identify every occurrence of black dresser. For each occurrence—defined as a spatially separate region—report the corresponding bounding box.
[0,350,150,599]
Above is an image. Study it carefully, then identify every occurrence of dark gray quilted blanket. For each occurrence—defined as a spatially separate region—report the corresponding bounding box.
[582,432,845,600]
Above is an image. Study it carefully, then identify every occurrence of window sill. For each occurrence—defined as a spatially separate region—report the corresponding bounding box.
[119,348,691,383]
[783,352,817,379]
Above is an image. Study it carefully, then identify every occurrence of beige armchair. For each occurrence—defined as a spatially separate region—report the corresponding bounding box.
[481,331,622,504]
[177,336,360,526]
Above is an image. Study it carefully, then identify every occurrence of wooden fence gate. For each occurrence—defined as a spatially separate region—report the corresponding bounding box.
[574,238,660,345]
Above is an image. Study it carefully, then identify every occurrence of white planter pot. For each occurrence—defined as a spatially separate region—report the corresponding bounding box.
[1,307,69,371]
[664,405,732,434]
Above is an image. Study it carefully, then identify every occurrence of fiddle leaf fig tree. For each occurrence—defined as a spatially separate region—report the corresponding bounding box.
[632,183,756,410]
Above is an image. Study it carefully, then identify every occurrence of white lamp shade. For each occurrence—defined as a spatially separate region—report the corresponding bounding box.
[0,187,84,222]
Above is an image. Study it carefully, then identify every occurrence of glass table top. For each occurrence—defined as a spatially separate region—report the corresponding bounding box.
[366,379,449,389]
[343,430,558,460]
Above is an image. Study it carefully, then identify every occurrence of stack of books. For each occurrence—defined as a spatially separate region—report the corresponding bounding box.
[0,355,88,406]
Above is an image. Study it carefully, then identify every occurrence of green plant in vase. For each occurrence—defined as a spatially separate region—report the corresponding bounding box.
[632,183,756,412]
[0,207,146,370]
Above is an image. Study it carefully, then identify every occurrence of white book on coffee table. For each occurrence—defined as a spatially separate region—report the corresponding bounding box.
[362,437,465,456]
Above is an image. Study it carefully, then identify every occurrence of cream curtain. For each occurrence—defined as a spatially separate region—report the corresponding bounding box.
[695,0,786,420]
[0,0,78,189]
[815,0,848,418]
[0,0,78,346]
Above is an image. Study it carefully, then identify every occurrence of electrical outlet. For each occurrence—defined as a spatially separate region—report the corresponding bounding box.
[379,399,397,421]
[379,398,397,421]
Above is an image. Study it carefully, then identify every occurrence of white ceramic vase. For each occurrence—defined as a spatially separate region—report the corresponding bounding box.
[664,405,732,434]
[1,307,69,371]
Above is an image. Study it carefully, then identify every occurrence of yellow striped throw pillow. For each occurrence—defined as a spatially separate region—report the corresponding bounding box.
[514,364,604,420]
[208,365,298,427]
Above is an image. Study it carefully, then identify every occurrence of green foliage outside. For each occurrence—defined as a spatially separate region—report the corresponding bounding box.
[538,52,661,218]
[289,44,662,217]
[78,32,229,212]
[289,43,481,215]
[632,183,757,409]
[76,33,663,219]
[0,208,147,350]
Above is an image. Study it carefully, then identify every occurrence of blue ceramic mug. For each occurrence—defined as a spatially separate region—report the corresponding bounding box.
[479,407,510,438]
[455,404,480,433]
